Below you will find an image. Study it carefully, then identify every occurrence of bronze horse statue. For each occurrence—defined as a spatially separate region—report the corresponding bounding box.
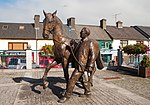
[42,10,104,89]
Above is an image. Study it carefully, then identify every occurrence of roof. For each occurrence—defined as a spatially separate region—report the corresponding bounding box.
[106,26,148,41]
[37,23,78,40]
[0,20,111,41]
[38,23,111,40]
[75,24,111,40]
[0,22,35,39]
[133,26,150,39]
[62,24,78,39]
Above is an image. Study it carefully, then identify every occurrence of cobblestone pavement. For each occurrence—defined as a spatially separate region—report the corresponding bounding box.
[0,68,150,105]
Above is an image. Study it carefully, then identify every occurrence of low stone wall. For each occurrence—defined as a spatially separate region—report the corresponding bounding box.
[107,66,138,75]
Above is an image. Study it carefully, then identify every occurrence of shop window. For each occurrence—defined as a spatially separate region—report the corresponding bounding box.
[8,42,28,50]
[102,42,110,49]
[19,26,25,30]
[2,25,8,30]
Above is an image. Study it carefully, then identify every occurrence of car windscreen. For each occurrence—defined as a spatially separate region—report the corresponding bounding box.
[8,59,18,65]
[21,59,26,63]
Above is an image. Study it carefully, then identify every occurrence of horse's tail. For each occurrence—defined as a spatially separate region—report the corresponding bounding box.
[96,51,104,69]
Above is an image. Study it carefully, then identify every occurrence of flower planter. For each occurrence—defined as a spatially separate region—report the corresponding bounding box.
[139,66,150,78]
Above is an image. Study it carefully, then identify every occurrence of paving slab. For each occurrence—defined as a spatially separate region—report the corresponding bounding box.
[0,69,150,105]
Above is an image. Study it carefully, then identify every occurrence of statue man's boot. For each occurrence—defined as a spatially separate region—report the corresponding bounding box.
[58,96,70,103]
[58,69,83,103]
[58,92,71,103]
[79,84,91,97]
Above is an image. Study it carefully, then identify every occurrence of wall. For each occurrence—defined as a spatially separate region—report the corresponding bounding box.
[0,40,36,50]
[0,39,53,50]
[0,39,54,65]
[128,40,136,45]
[112,40,120,50]
[37,40,54,50]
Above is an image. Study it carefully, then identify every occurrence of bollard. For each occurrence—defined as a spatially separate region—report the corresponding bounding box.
[26,45,32,69]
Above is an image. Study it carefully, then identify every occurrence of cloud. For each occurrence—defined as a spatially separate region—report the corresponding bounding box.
[0,0,149,26]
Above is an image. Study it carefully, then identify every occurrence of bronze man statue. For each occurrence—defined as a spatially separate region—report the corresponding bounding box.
[58,27,102,103]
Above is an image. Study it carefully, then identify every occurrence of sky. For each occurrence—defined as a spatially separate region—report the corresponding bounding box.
[0,0,150,26]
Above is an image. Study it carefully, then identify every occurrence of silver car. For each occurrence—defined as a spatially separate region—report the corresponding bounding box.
[8,58,26,69]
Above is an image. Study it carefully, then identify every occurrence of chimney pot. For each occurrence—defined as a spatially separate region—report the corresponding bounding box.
[100,19,106,30]
[116,21,123,28]
[67,17,75,29]
[34,15,40,30]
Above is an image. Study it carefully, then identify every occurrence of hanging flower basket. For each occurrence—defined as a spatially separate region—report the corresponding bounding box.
[123,44,148,55]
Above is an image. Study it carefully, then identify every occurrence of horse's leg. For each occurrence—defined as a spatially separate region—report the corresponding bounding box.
[42,60,58,89]
[62,58,69,87]
[60,58,69,96]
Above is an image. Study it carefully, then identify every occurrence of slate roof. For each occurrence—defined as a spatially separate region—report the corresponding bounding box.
[133,26,150,39]
[31,23,111,41]
[62,24,78,39]
[75,25,111,40]
[37,23,78,40]
[2,21,145,41]
[106,26,148,41]
[0,22,35,39]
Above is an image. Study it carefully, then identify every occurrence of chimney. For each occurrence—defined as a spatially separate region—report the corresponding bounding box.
[67,17,75,30]
[116,21,123,28]
[100,19,106,30]
[34,15,40,30]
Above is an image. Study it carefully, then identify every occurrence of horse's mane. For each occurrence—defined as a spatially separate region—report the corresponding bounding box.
[54,15,65,33]
[55,15,63,26]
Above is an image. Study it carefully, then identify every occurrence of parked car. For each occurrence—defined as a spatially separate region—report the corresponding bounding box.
[7,58,37,69]
[7,58,26,69]
[0,64,8,69]
[8,58,37,69]
[37,58,62,68]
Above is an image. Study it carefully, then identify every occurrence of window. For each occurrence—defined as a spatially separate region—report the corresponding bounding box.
[2,25,8,30]
[8,42,28,50]
[120,40,128,48]
[102,42,110,49]
[19,26,25,30]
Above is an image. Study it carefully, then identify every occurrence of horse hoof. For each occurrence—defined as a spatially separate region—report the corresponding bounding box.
[43,81,49,89]
[58,97,70,103]
[43,85,46,89]
[60,89,66,96]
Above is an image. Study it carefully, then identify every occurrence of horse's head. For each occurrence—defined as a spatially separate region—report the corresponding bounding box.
[42,10,57,39]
